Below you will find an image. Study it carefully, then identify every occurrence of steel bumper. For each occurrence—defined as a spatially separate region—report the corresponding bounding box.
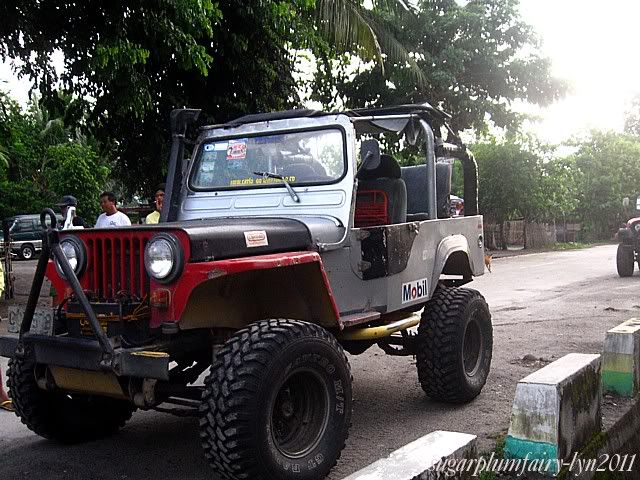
[0,334,170,381]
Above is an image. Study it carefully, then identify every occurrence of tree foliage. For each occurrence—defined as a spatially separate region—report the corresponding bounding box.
[320,0,566,132]
[570,131,640,239]
[0,91,108,220]
[473,139,546,225]
[624,93,640,136]
[0,0,318,195]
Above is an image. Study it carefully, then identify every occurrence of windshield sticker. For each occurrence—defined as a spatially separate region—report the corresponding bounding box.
[214,142,228,151]
[227,140,247,160]
[203,144,215,152]
[244,230,268,248]
[229,176,296,187]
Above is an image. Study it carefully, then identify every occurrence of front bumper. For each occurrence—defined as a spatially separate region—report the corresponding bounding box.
[0,334,170,381]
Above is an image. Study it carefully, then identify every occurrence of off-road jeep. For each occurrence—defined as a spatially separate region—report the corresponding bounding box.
[617,216,640,276]
[0,104,492,480]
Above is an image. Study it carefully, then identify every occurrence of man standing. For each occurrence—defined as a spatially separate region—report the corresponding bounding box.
[95,192,131,228]
[145,183,165,224]
[56,195,90,229]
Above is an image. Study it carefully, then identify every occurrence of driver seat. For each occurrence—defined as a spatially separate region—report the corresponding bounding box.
[355,154,407,226]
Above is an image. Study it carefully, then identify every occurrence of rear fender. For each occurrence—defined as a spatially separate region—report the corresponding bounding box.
[155,252,340,330]
[430,235,474,295]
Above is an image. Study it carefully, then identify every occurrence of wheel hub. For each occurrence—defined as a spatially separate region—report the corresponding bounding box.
[271,369,330,459]
[463,316,483,377]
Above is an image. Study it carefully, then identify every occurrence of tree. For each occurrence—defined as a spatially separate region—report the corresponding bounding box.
[0,0,421,197]
[569,131,640,240]
[0,1,307,195]
[624,93,640,136]
[0,90,109,220]
[472,138,546,249]
[321,0,566,132]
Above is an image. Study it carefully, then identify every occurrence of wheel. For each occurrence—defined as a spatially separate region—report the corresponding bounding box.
[8,356,135,443]
[200,319,352,480]
[416,287,493,403]
[20,244,34,260]
[617,244,635,277]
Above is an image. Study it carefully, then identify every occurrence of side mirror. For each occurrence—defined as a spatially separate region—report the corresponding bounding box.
[623,197,630,208]
[358,139,381,176]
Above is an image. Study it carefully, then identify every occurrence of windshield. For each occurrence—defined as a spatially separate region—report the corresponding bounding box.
[191,128,345,190]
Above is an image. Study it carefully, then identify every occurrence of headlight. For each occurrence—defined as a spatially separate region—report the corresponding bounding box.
[634,224,640,232]
[144,233,184,283]
[55,236,86,279]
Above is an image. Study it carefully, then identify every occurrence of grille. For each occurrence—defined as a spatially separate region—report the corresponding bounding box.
[85,235,151,300]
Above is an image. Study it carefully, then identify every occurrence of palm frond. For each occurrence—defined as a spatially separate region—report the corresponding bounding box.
[315,0,425,86]
[0,145,9,169]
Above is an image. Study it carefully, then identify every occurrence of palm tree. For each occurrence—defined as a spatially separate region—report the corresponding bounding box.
[315,0,424,84]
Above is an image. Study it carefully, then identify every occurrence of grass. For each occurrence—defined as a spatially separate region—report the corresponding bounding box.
[552,241,593,251]
[477,434,507,480]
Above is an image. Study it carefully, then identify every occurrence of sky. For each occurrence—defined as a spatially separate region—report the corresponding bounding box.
[517,0,640,143]
[1,1,640,145]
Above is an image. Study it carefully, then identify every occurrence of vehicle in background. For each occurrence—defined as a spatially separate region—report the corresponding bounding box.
[2,215,62,260]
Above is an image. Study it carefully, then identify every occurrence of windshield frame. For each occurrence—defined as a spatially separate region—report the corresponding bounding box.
[188,125,349,192]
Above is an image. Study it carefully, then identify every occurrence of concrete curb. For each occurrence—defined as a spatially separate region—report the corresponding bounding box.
[602,318,640,397]
[504,353,602,476]
[341,430,477,480]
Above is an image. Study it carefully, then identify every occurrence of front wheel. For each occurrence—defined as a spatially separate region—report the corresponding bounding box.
[200,319,352,480]
[416,287,493,403]
[8,356,135,443]
[617,244,635,277]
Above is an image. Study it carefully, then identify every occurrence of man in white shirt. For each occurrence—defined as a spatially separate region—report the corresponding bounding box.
[95,191,131,228]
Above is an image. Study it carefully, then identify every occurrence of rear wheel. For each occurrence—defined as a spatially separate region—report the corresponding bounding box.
[8,356,135,443]
[617,244,635,277]
[416,287,493,403]
[200,319,352,480]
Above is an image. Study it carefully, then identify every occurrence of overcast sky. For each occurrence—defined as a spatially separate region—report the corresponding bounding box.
[1,1,639,145]
[517,0,640,143]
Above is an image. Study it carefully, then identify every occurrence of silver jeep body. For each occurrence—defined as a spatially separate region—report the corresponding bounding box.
[177,108,484,318]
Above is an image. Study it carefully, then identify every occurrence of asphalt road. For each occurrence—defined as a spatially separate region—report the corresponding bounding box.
[0,244,636,479]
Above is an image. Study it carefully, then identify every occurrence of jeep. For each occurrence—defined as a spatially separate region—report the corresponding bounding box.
[617,216,640,276]
[0,104,492,480]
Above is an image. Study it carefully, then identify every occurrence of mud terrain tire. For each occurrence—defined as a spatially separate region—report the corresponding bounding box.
[617,244,635,277]
[416,287,493,403]
[200,319,352,480]
[8,356,135,443]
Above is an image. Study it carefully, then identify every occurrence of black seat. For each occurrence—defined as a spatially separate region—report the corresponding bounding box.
[400,161,452,221]
[356,154,407,225]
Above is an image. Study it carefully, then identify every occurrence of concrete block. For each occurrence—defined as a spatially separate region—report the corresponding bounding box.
[602,318,640,397]
[504,353,602,476]
[341,430,477,480]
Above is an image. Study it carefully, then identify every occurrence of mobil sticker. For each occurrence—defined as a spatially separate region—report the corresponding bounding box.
[401,278,429,304]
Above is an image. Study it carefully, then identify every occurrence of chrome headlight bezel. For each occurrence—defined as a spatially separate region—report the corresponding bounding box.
[144,233,184,284]
[54,236,87,279]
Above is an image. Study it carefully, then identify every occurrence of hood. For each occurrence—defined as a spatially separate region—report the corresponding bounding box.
[161,217,313,262]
